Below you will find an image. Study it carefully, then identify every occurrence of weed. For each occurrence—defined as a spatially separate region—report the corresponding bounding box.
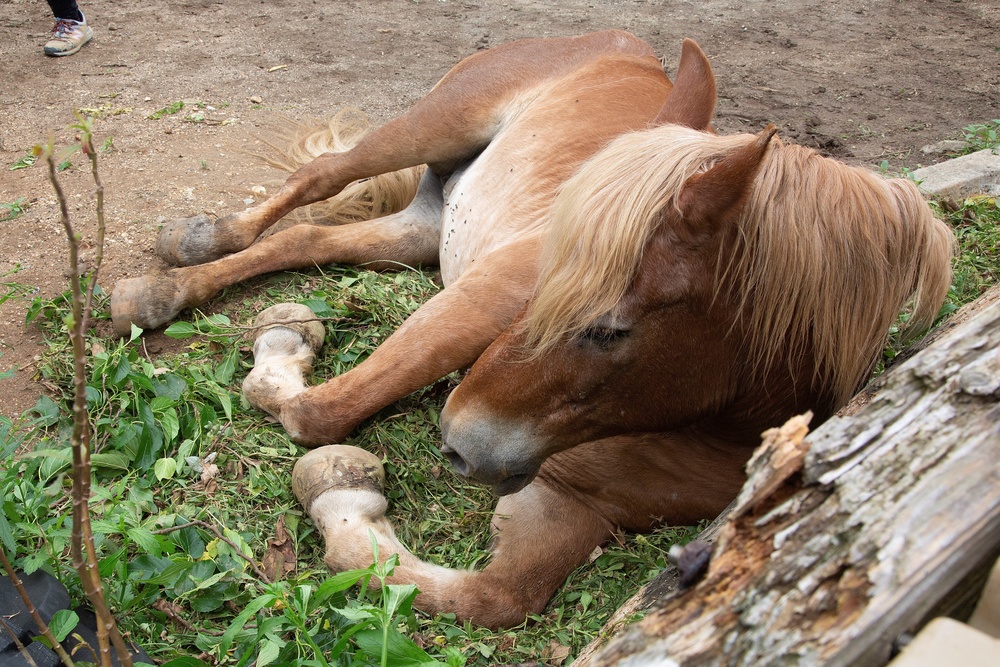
[76,102,132,117]
[961,119,1000,153]
[877,159,922,184]
[0,198,30,222]
[9,154,36,170]
[148,101,185,120]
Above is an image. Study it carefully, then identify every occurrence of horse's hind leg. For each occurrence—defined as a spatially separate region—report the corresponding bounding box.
[111,170,444,335]
[293,445,612,629]
[156,60,510,267]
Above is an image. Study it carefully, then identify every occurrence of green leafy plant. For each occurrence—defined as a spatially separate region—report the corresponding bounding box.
[147,101,185,120]
[962,119,1000,153]
[0,198,30,222]
[9,154,36,170]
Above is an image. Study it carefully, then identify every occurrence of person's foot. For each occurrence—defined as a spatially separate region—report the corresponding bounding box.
[43,16,93,57]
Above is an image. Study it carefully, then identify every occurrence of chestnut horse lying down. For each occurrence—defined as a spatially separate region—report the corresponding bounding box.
[111,31,954,627]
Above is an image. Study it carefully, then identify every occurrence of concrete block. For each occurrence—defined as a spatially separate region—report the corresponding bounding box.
[912,148,1000,198]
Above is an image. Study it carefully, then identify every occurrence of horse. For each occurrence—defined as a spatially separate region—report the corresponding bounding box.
[110,31,954,628]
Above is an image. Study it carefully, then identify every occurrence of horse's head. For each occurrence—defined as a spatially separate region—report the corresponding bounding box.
[439,123,777,494]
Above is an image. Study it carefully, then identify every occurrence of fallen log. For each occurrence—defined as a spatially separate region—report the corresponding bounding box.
[583,288,1000,667]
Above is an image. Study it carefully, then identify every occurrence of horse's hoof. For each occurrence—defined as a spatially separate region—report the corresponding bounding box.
[155,215,227,266]
[250,303,325,352]
[292,445,385,513]
[242,303,325,420]
[110,274,180,336]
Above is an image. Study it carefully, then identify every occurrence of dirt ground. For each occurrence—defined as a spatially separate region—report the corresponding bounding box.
[1,0,998,419]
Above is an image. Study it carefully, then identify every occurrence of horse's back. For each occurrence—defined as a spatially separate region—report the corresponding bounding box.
[437,33,673,283]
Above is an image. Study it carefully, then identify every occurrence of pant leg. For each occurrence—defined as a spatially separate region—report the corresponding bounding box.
[47,0,84,21]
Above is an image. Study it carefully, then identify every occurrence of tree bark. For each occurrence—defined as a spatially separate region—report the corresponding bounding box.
[583,287,1000,667]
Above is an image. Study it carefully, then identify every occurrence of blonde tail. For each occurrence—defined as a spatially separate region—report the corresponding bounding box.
[263,108,425,225]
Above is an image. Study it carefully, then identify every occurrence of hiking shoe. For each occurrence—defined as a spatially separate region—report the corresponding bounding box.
[44,17,93,57]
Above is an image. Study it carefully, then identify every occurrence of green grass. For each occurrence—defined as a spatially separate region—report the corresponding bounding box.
[1,198,31,222]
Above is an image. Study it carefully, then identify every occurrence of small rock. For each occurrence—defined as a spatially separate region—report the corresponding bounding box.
[920,140,967,155]
[249,96,263,104]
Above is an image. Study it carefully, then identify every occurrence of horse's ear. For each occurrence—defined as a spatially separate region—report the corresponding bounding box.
[654,39,717,130]
[677,124,779,226]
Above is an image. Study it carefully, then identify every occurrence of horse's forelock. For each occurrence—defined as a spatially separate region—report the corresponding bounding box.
[523,125,745,355]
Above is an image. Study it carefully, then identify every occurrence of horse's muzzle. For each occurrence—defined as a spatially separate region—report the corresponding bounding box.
[439,441,539,495]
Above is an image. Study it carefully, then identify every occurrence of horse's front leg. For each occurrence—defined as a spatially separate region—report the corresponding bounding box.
[292,445,613,629]
[245,237,539,445]
[293,432,751,628]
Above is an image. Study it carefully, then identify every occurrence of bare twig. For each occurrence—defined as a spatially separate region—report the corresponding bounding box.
[0,616,40,667]
[0,549,71,667]
[43,118,134,667]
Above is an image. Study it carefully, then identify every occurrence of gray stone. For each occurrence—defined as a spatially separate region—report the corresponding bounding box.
[912,148,1000,198]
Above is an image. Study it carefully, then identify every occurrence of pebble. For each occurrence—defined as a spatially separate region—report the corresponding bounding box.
[920,140,967,155]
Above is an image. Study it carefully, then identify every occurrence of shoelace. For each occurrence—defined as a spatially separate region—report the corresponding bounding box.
[51,18,81,38]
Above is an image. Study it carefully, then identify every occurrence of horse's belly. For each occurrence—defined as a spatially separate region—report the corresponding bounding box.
[438,140,548,285]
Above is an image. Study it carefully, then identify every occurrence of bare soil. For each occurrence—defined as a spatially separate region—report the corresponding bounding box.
[1,0,998,419]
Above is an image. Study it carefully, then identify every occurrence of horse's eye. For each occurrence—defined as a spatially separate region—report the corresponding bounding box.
[579,326,630,348]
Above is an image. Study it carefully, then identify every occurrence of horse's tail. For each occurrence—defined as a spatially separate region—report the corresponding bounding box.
[893,180,955,339]
[262,108,426,225]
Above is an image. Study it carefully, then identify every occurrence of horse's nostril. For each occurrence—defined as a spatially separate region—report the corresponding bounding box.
[440,444,472,477]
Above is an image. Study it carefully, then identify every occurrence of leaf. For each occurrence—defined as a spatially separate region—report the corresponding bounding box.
[48,609,79,643]
[161,659,212,667]
[152,373,187,400]
[219,593,276,654]
[383,583,419,620]
[154,457,178,481]
[214,346,239,384]
[189,592,225,612]
[0,512,14,555]
[31,395,60,427]
[256,638,282,667]
[127,526,163,557]
[302,298,335,318]
[311,568,373,609]
[90,451,132,471]
[175,525,206,558]
[333,605,376,623]
[261,515,296,582]
[353,628,435,665]
[164,321,198,339]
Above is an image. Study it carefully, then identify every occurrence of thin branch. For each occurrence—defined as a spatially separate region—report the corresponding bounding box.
[0,549,74,667]
[44,126,134,667]
[0,616,40,667]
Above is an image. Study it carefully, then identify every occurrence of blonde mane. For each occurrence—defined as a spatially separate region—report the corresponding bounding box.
[525,125,953,405]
